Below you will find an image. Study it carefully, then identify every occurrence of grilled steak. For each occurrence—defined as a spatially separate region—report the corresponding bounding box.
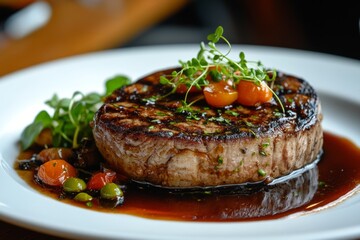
[92,68,323,188]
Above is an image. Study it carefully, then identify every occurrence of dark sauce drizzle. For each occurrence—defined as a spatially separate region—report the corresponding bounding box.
[16,132,360,222]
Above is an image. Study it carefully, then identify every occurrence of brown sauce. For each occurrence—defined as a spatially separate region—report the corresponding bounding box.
[16,131,360,222]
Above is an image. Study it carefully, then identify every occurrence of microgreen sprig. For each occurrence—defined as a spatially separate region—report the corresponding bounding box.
[160,26,284,113]
[20,75,131,150]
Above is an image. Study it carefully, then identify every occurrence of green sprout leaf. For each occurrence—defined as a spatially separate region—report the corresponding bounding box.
[20,75,131,150]
[207,26,224,43]
[105,75,131,96]
[20,110,52,149]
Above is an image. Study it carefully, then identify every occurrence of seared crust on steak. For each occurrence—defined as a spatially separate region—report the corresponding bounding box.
[93,68,323,188]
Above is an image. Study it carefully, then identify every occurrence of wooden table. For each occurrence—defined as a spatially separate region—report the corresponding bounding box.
[0,0,188,77]
[0,0,187,238]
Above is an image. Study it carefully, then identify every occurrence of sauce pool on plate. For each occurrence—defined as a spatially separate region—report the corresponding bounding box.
[16,131,360,222]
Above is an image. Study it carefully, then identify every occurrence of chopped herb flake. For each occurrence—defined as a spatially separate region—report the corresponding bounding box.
[208,116,230,124]
[225,110,239,116]
[258,169,267,177]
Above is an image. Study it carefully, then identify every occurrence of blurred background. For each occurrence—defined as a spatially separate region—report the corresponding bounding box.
[0,0,359,77]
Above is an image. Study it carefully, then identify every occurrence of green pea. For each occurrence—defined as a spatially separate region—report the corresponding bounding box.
[63,177,86,193]
[100,183,123,200]
[74,192,93,202]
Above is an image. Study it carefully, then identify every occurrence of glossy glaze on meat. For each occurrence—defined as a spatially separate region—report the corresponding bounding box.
[93,68,323,188]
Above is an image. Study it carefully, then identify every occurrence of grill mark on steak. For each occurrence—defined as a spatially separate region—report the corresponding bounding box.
[93,68,323,188]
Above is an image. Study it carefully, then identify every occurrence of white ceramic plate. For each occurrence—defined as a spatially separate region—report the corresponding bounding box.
[0,45,360,240]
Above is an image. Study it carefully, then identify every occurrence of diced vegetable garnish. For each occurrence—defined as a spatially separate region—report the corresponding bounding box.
[37,159,77,186]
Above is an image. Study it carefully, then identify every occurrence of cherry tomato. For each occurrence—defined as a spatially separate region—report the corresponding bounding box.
[37,159,77,186]
[203,80,238,108]
[237,81,273,106]
[87,170,117,190]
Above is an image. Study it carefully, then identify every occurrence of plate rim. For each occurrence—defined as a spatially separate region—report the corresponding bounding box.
[1,44,360,240]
